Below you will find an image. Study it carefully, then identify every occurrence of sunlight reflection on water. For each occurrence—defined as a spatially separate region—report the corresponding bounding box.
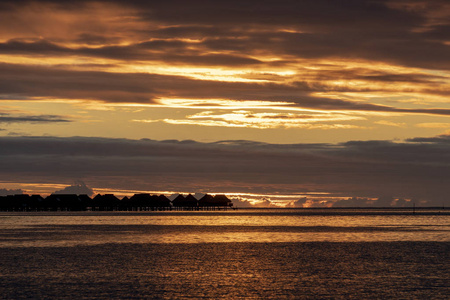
[0,210,448,247]
[0,210,449,299]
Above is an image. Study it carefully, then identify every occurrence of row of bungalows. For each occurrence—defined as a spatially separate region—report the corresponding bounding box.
[172,194,233,210]
[0,193,233,211]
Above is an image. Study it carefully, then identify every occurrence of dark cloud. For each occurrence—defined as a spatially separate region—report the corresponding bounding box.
[0,135,448,206]
[406,135,450,144]
[1,0,448,70]
[332,196,412,207]
[7,132,29,136]
[75,33,123,45]
[0,113,71,123]
[131,0,421,32]
[0,188,24,196]
[0,40,66,54]
[4,0,414,27]
[313,68,447,84]
[422,25,450,40]
[0,39,262,67]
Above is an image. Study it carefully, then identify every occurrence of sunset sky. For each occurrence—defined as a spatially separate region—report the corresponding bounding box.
[0,0,449,207]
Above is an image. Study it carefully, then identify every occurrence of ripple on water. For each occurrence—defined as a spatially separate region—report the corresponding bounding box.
[0,242,448,299]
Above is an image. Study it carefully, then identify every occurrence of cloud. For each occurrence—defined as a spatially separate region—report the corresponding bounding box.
[333,197,371,208]
[158,111,365,129]
[7,131,30,136]
[0,0,449,119]
[375,120,407,128]
[0,135,449,206]
[0,63,449,117]
[231,197,256,208]
[415,123,450,129]
[332,196,412,207]
[291,197,308,208]
[53,181,94,196]
[0,39,263,67]
[0,113,72,123]
[406,135,450,143]
[253,199,276,208]
[308,199,333,208]
[1,0,448,70]
[162,118,361,130]
[0,188,24,196]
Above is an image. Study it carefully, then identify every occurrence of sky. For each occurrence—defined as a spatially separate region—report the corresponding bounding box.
[0,0,449,207]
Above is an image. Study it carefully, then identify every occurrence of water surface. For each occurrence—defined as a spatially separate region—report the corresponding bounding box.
[0,209,448,299]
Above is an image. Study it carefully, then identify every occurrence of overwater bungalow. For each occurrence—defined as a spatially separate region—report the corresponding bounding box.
[172,194,198,208]
[43,194,91,211]
[119,196,130,210]
[198,194,214,207]
[129,193,152,210]
[92,194,119,211]
[128,193,171,210]
[198,194,233,209]
[213,194,233,207]
[0,194,39,211]
[157,194,171,207]
[172,194,185,206]
[29,195,45,210]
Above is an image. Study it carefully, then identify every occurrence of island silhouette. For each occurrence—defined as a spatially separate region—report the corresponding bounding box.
[0,193,233,211]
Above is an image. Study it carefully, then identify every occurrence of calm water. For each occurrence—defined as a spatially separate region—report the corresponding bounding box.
[0,209,449,299]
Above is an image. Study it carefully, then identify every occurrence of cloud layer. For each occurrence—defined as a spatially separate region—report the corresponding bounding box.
[0,135,449,206]
[1,0,448,69]
[0,0,448,120]
[0,112,71,124]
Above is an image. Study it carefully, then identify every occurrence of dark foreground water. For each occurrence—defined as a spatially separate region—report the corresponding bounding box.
[0,209,448,299]
[1,242,449,299]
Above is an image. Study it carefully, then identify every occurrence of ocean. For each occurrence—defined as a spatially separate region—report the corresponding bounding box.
[0,209,448,299]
